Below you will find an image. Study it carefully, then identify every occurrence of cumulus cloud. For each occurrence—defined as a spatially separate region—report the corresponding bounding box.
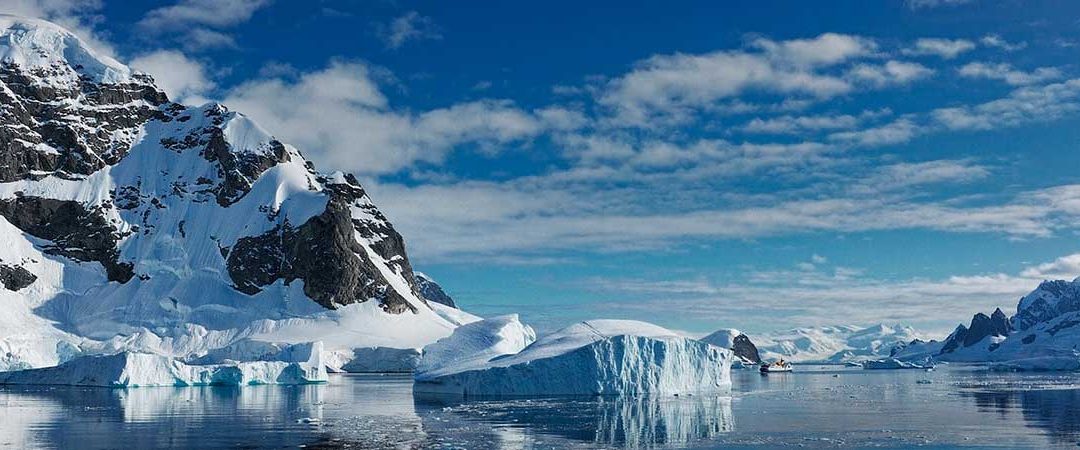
[223,61,566,174]
[137,0,270,50]
[846,60,935,87]
[902,38,975,59]
[957,62,1062,86]
[129,50,215,105]
[377,11,442,49]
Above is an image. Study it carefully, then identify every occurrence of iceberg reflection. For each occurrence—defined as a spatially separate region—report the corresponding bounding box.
[416,393,733,448]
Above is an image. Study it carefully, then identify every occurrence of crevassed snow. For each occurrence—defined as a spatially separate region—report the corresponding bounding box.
[0,342,327,387]
[414,320,732,397]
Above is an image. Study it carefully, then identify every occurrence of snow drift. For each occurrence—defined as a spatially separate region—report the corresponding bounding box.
[414,319,732,397]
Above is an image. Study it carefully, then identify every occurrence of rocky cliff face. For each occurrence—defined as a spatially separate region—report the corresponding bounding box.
[0,16,457,370]
[414,272,456,308]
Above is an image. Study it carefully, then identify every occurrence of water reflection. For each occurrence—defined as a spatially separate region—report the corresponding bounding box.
[415,393,733,449]
[962,385,1080,446]
[0,384,333,448]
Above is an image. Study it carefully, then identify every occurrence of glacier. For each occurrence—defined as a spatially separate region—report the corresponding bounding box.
[414,319,732,397]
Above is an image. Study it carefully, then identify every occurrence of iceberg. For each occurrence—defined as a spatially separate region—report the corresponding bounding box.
[0,342,327,387]
[414,319,732,397]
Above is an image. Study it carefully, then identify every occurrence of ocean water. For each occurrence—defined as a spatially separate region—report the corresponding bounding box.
[2,365,1080,449]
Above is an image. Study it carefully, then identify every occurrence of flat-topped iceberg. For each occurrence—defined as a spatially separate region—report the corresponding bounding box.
[0,342,327,387]
[414,319,732,397]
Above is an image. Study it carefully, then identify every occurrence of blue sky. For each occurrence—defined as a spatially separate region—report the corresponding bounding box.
[8,0,1080,337]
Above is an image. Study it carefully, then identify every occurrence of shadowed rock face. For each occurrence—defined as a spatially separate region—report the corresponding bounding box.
[0,196,132,282]
[227,174,427,313]
[940,308,1013,354]
[732,334,761,364]
[415,273,456,308]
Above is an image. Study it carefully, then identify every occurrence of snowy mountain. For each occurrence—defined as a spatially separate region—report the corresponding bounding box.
[753,324,923,363]
[894,278,1080,369]
[0,15,474,372]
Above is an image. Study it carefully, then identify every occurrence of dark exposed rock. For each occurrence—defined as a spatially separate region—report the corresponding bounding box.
[940,308,1013,354]
[200,125,290,206]
[0,263,36,290]
[415,272,456,308]
[0,196,133,282]
[227,174,426,313]
[0,65,167,182]
[732,334,761,364]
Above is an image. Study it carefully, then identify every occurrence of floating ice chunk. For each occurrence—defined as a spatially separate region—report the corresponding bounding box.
[0,342,327,387]
[414,319,731,397]
[862,357,934,370]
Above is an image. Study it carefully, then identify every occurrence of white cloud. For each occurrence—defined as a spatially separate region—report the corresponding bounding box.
[828,118,920,146]
[223,61,559,174]
[740,109,891,135]
[137,0,270,50]
[958,62,1062,86]
[902,38,975,59]
[139,0,268,29]
[980,34,1027,52]
[846,60,934,87]
[377,11,442,50]
[933,78,1080,130]
[129,50,214,105]
[598,33,878,127]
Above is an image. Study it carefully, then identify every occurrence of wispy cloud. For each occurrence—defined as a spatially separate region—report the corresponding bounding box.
[902,38,976,59]
[137,0,270,51]
[377,11,442,50]
[958,62,1062,86]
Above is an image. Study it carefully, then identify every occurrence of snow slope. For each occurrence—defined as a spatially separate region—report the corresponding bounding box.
[0,16,472,374]
[414,320,732,396]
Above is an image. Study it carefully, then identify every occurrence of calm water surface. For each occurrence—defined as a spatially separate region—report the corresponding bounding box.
[2,365,1080,449]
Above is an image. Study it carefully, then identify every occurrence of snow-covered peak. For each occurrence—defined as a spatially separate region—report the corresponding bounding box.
[1013,278,1080,331]
[755,323,922,363]
[0,15,131,85]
